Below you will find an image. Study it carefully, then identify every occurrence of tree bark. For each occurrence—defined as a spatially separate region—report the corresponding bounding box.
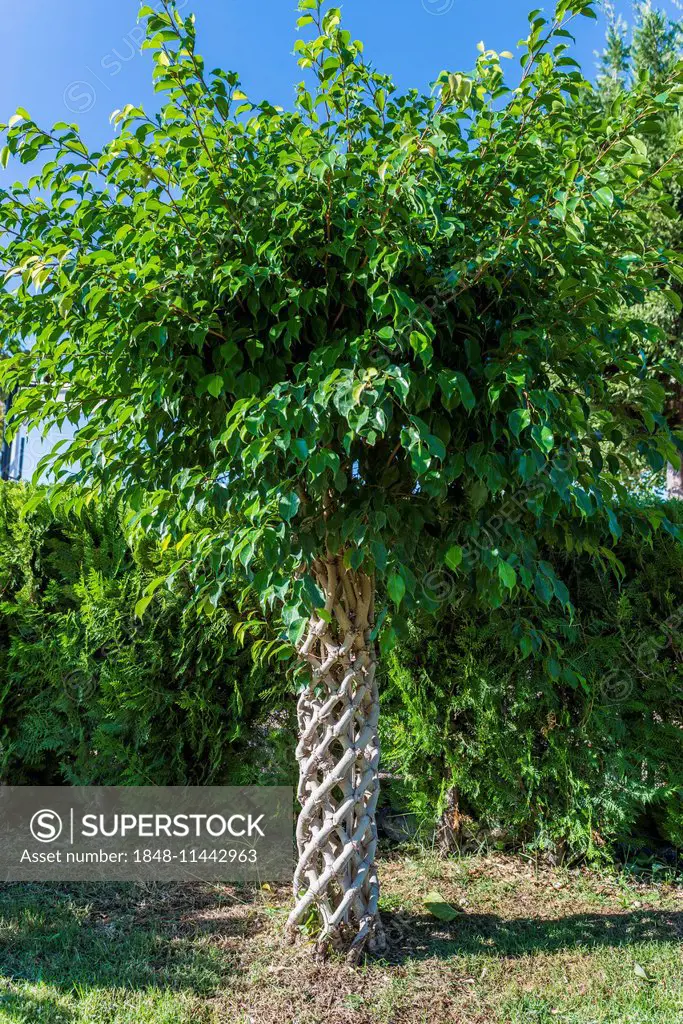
[667,457,683,500]
[286,555,386,962]
[436,785,462,855]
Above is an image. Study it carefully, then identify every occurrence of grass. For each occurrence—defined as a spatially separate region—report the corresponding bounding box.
[0,853,681,1023]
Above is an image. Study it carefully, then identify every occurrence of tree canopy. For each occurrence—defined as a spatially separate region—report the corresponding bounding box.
[0,0,681,649]
[597,2,683,496]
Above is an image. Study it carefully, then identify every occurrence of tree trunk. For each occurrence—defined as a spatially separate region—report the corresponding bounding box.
[286,555,386,962]
[667,457,683,500]
[436,785,462,855]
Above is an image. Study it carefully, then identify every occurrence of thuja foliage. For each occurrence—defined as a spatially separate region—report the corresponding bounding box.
[1,484,680,856]
[0,484,288,787]
[382,500,683,856]
[597,3,683,494]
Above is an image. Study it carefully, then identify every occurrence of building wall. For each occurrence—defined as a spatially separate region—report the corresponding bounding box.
[2,421,77,483]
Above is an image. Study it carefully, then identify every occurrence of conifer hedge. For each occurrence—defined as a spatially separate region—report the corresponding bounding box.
[382,503,683,856]
[0,483,290,788]
[0,483,680,857]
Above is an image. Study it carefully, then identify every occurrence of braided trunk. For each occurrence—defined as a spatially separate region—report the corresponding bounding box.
[286,556,386,962]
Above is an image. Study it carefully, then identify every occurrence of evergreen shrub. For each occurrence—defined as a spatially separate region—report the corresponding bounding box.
[0,483,293,787]
[381,502,683,856]
[1,483,680,857]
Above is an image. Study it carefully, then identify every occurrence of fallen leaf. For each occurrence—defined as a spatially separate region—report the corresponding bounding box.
[634,963,653,982]
[424,891,461,922]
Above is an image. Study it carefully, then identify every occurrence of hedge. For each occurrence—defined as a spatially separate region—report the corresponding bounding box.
[0,483,292,788]
[0,483,680,858]
[382,503,683,856]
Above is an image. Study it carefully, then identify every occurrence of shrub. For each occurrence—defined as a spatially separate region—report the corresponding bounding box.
[381,502,683,857]
[0,483,294,787]
[2,482,680,860]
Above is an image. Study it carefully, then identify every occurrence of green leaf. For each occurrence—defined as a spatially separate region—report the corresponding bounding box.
[540,427,554,452]
[534,573,553,605]
[532,425,554,453]
[553,578,571,608]
[379,626,397,658]
[508,408,530,438]
[278,492,300,522]
[114,224,134,243]
[454,372,476,412]
[410,331,433,367]
[387,572,406,608]
[594,186,614,209]
[664,289,682,313]
[197,374,224,398]
[426,434,446,460]
[292,438,309,460]
[371,541,388,571]
[607,508,622,542]
[134,594,154,619]
[498,561,517,591]
[424,891,461,922]
[133,576,166,619]
[444,546,463,571]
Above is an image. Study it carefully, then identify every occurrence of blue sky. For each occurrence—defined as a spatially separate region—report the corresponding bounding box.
[2,0,678,159]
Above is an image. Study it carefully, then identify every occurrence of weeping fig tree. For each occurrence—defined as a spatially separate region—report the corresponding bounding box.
[1,0,682,959]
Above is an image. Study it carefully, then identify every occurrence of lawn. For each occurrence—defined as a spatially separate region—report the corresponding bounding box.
[0,853,681,1024]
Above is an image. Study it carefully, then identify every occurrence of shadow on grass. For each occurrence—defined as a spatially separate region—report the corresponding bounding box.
[379,907,683,963]
[1,881,681,992]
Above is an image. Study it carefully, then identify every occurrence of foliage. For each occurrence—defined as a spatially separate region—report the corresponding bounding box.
[0,0,681,650]
[2,482,680,857]
[597,2,683,493]
[0,483,291,786]
[381,501,683,855]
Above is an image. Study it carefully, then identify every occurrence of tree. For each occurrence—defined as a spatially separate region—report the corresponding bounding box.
[597,2,683,497]
[0,0,681,959]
